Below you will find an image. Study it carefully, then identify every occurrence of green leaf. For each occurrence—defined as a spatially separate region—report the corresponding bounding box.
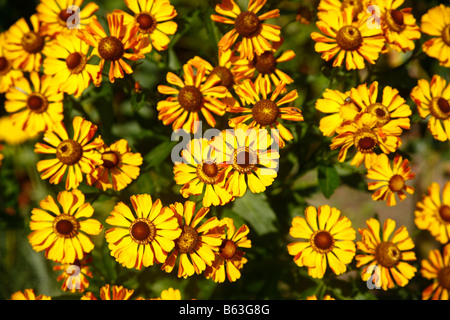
[143,140,178,171]
[231,192,277,236]
[317,165,340,199]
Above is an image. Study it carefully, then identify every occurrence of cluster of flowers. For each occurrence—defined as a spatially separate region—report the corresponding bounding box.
[1,0,450,300]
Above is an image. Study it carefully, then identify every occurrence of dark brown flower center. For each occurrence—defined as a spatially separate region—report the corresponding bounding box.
[53,214,79,238]
[253,51,277,75]
[27,93,48,114]
[438,266,450,290]
[367,103,390,126]
[202,162,218,178]
[439,205,450,223]
[211,66,234,88]
[176,225,199,254]
[430,97,450,120]
[389,174,405,192]
[98,36,125,61]
[252,99,279,125]
[312,230,334,253]
[56,139,83,165]
[233,147,257,173]
[0,57,11,75]
[442,24,450,46]
[386,9,405,32]
[178,86,203,111]
[102,151,120,169]
[336,25,363,51]
[21,31,45,54]
[130,219,156,244]
[219,239,237,259]
[59,9,76,23]
[354,129,378,153]
[375,241,401,268]
[235,11,261,38]
[66,52,87,74]
[136,13,156,34]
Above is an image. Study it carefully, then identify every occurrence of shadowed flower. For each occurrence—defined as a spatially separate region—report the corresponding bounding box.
[157,63,228,134]
[415,182,450,244]
[311,7,385,70]
[162,201,223,278]
[420,243,450,300]
[105,194,182,269]
[81,284,135,300]
[34,116,103,190]
[150,288,182,300]
[287,205,356,279]
[356,218,417,291]
[317,0,369,21]
[205,217,251,283]
[211,0,281,61]
[0,32,23,93]
[36,0,99,37]
[28,189,103,264]
[77,13,144,85]
[87,139,143,191]
[5,71,64,136]
[53,255,93,293]
[410,75,450,142]
[367,153,415,207]
[114,0,178,54]
[10,289,51,300]
[420,4,450,67]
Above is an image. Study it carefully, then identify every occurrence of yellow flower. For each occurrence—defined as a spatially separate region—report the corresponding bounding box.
[0,116,36,145]
[162,201,223,278]
[315,88,360,137]
[53,255,93,293]
[287,205,356,279]
[43,31,100,98]
[4,71,64,136]
[36,0,99,38]
[311,7,385,70]
[210,0,281,61]
[86,139,143,192]
[367,153,415,207]
[114,0,178,54]
[157,63,228,134]
[34,116,103,190]
[330,113,401,168]
[377,0,421,52]
[421,4,450,67]
[209,123,279,197]
[205,217,251,283]
[227,77,303,148]
[414,182,450,244]
[356,218,417,291]
[410,75,450,142]
[105,194,182,269]
[81,284,135,300]
[77,13,144,85]
[420,243,450,300]
[10,289,51,300]
[306,294,335,300]
[232,40,296,88]
[0,32,23,93]
[317,0,369,21]
[3,14,49,72]
[150,288,182,300]
[27,189,103,264]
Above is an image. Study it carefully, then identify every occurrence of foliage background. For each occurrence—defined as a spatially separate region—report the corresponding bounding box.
[0,0,449,300]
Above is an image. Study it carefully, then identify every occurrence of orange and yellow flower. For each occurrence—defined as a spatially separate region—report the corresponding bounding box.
[77,12,144,85]
[210,0,281,61]
[10,289,51,300]
[414,182,450,244]
[0,32,23,93]
[205,217,251,283]
[81,284,135,300]
[28,189,103,264]
[356,218,417,291]
[311,7,385,70]
[87,139,143,192]
[105,194,181,269]
[53,255,93,293]
[317,0,369,21]
[420,243,450,300]
[36,0,99,37]
[114,0,178,54]
[410,75,450,142]
[367,153,415,207]
[287,205,356,279]
[420,4,450,67]
[227,77,303,148]
[34,116,103,190]
[43,31,100,98]
[4,71,64,136]
[162,201,223,278]
[150,287,182,300]
[3,14,49,72]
